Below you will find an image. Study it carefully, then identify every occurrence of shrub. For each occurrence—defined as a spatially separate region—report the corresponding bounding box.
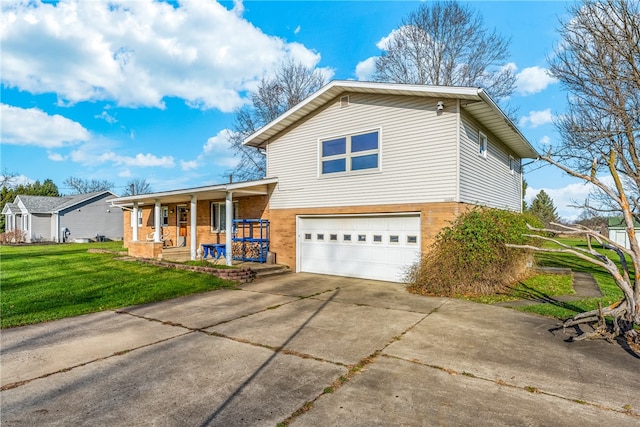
[0,230,26,244]
[406,208,543,297]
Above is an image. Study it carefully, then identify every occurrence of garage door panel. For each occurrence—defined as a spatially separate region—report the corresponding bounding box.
[298,215,420,283]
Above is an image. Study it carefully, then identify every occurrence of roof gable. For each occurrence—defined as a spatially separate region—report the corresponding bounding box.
[243,80,538,159]
[11,191,118,214]
[16,195,71,213]
[54,190,117,212]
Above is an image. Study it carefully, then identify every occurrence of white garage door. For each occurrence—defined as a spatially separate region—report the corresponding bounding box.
[298,215,421,283]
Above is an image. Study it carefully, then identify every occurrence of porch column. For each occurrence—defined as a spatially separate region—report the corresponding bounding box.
[154,200,162,242]
[190,195,197,260]
[132,202,139,241]
[225,191,233,266]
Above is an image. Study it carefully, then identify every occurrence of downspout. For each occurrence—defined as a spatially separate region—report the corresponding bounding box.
[190,195,197,260]
[154,200,161,242]
[56,212,60,242]
[225,191,233,266]
[455,99,461,203]
[132,202,139,241]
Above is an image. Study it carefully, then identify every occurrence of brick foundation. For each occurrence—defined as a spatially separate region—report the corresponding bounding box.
[135,258,256,283]
[128,241,163,259]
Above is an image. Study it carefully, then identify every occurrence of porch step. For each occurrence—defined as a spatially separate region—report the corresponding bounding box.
[252,264,292,279]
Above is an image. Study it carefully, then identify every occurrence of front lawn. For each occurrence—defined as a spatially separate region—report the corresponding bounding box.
[0,242,236,328]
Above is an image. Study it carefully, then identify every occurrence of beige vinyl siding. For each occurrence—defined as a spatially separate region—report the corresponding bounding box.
[458,112,522,211]
[268,93,459,209]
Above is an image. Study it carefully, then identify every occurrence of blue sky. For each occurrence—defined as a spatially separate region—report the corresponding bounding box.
[1,0,590,219]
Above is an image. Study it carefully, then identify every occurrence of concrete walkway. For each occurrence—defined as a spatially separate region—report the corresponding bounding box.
[1,273,638,426]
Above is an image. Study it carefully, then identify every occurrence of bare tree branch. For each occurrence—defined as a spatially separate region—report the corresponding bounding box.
[373,1,516,101]
[226,60,326,181]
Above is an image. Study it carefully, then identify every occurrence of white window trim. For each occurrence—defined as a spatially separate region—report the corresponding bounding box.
[509,156,516,175]
[210,201,239,232]
[479,131,488,159]
[161,206,169,226]
[319,128,382,177]
[131,210,143,227]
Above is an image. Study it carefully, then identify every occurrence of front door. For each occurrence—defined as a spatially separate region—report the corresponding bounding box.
[177,206,188,247]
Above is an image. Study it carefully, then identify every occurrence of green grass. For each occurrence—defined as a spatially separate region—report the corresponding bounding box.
[516,238,626,319]
[0,242,237,328]
[504,238,625,320]
[465,273,574,304]
[462,238,628,321]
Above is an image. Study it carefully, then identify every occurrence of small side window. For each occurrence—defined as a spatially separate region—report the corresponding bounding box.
[317,233,324,241]
[389,235,399,243]
[344,234,352,242]
[373,235,382,243]
[479,132,488,158]
[358,234,366,242]
[509,156,516,175]
[330,234,338,241]
[407,236,418,244]
[304,233,312,240]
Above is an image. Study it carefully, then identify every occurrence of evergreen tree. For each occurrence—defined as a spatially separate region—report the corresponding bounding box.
[528,189,558,226]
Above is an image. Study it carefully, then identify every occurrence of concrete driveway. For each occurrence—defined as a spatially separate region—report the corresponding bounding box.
[1,273,638,426]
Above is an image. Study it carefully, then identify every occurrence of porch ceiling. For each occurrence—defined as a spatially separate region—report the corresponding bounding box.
[109,178,277,207]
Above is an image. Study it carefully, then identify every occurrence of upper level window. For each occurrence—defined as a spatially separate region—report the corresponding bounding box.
[509,156,516,175]
[320,130,380,175]
[479,132,488,158]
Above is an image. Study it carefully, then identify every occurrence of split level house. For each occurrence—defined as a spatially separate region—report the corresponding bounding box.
[110,81,538,283]
[2,190,123,243]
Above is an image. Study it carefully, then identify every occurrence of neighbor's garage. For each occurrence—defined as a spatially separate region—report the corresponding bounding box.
[297,214,421,282]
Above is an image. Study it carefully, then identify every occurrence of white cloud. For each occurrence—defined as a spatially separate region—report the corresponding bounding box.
[294,25,301,35]
[202,129,238,167]
[181,160,199,171]
[47,152,66,161]
[515,66,558,95]
[1,104,90,147]
[519,108,554,128]
[355,57,376,81]
[539,135,551,145]
[526,176,615,221]
[95,110,117,124]
[69,141,175,168]
[376,27,404,51]
[1,0,322,112]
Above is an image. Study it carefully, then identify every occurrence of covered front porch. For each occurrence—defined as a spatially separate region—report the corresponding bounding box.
[110,178,277,266]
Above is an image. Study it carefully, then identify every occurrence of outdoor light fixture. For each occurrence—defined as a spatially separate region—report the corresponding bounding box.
[436,101,445,111]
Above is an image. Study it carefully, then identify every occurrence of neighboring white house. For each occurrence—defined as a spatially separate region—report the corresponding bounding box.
[2,191,123,243]
[111,81,538,282]
[608,217,640,249]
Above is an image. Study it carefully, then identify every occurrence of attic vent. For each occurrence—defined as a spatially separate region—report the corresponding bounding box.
[340,96,349,108]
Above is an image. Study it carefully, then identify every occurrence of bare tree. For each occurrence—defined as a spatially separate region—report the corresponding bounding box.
[63,177,114,195]
[509,0,640,344]
[373,1,516,101]
[0,168,18,188]
[123,178,153,196]
[227,60,326,181]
